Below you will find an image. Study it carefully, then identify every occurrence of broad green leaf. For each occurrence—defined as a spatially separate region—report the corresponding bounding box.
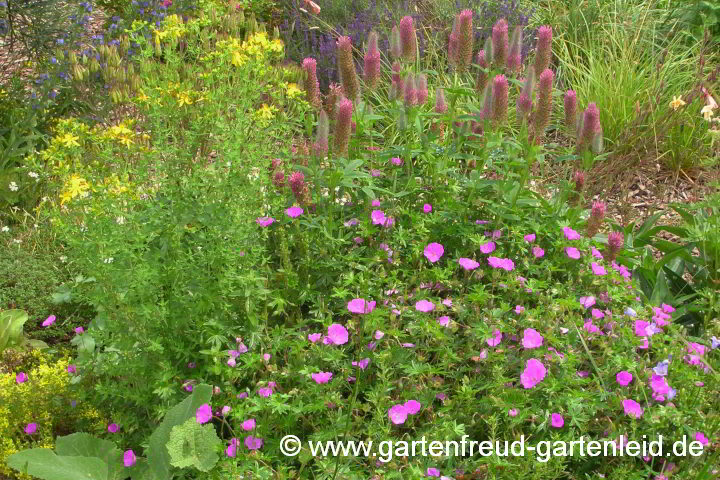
[0,309,29,351]
[147,384,212,480]
[7,448,109,480]
[55,433,124,480]
[166,419,221,472]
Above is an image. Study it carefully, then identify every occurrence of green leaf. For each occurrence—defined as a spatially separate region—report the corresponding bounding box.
[147,384,212,480]
[0,309,29,351]
[7,448,109,480]
[55,433,124,480]
[166,418,221,472]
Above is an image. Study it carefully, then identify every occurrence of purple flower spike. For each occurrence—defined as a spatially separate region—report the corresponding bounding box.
[534,26,553,75]
[491,19,509,67]
[492,74,509,124]
[399,16,417,61]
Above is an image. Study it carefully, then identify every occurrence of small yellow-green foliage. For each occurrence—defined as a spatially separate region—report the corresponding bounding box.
[0,352,106,479]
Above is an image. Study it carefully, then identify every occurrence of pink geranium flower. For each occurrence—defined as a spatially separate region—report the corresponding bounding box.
[371,210,387,225]
[563,226,581,240]
[327,324,349,345]
[285,206,304,218]
[308,333,322,343]
[16,372,28,384]
[347,298,376,314]
[487,329,502,347]
[520,358,547,388]
[532,246,545,258]
[480,241,496,254]
[388,404,408,424]
[695,432,709,446]
[616,371,633,386]
[415,300,435,312]
[565,247,581,259]
[458,258,479,270]
[522,328,544,349]
[242,419,256,431]
[423,204,432,213]
[42,315,56,327]
[524,233,536,242]
[244,436,264,450]
[424,242,445,263]
[488,256,514,271]
[579,296,596,308]
[226,439,238,458]
[515,305,525,314]
[437,316,450,327]
[25,423,37,435]
[196,404,212,424]
[256,217,275,227]
[123,450,136,467]
[550,413,564,428]
[622,399,644,418]
[311,372,333,384]
[591,262,607,275]
[404,400,422,414]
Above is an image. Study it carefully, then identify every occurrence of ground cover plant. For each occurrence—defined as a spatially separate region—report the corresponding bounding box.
[1,0,719,479]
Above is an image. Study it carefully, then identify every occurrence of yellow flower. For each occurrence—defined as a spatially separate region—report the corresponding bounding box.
[176,91,193,107]
[701,105,716,121]
[286,83,303,99]
[59,175,90,204]
[57,133,80,148]
[669,96,686,110]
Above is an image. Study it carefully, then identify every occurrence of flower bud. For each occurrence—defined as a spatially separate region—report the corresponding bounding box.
[334,98,353,157]
[507,26,523,72]
[415,74,428,105]
[337,36,360,102]
[364,31,381,90]
[564,90,577,134]
[475,50,488,92]
[399,16,417,62]
[492,74,509,124]
[303,57,322,109]
[577,102,601,152]
[390,25,402,59]
[533,26,553,76]
[491,19,508,67]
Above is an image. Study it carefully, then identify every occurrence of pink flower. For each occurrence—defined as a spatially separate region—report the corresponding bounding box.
[650,374,671,395]
[591,308,605,319]
[75,327,84,334]
[508,408,518,417]
[427,467,441,477]
[375,330,385,339]
[388,404,408,424]
[488,256,514,271]
[591,262,607,275]
[563,227,581,240]
[242,419,256,431]
[524,233,536,242]
[458,258,479,270]
[285,206,304,218]
[487,329,502,347]
[25,423,37,435]
[404,400,422,414]
[415,300,435,312]
[42,315,56,327]
[437,316,450,327]
[616,371,633,386]
[391,157,403,166]
[311,372,333,384]
[579,296,596,308]
[16,372,28,384]
[520,358,547,388]
[123,450,136,467]
[550,413,564,428]
[263,353,271,362]
[480,241,496,254]
[196,404,212,424]
[424,242,445,263]
[257,387,273,397]
[423,204,432,213]
[522,328,544,349]
[695,432,709,446]
[565,247,581,259]
[256,217,275,227]
[687,343,706,356]
[244,436,264,450]
[352,358,371,369]
[327,324,349,345]
[108,423,119,433]
[532,246,545,258]
[226,438,239,458]
[515,305,525,314]
[347,298,376,314]
[371,210,387,225]
[308,333,322,343]
[622,399,644,418]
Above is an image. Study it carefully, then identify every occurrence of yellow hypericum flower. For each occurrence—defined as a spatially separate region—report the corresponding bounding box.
[701,105,716,121]
[57,133,80,148]
[176,91,193,107]
[286,83,303,99]
[60,175,90,204]
[669,96,686,110]
[135,90,149,102]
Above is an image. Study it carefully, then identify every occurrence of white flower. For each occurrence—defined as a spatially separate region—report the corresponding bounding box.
[701,104,716,121]
[28,171,39,178]
[12,239,22,244]
[8,181,18,191]
[1,226,9,232]
[116,216,126,225]
[103,257,114,264]
[59,255,68,262]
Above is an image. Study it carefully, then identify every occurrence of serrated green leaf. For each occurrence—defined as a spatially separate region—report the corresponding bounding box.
[166,418,221,472]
